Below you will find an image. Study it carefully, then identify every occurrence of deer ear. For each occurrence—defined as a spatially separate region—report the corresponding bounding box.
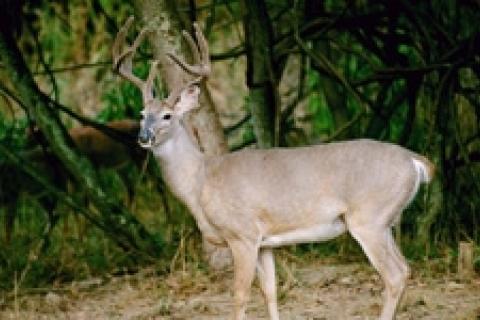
[174,85,200,116]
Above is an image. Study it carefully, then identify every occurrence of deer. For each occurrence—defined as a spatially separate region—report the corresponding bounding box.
[26,119,145,169]
[2,119,148,244]
[112,17,435,320]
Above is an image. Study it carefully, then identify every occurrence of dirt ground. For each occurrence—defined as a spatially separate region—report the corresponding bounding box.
[1,260,479,320]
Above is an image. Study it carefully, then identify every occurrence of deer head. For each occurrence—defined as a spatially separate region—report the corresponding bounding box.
[112,17,211,149]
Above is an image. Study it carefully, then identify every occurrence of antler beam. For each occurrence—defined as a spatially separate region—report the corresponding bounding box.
[112,16,158,104]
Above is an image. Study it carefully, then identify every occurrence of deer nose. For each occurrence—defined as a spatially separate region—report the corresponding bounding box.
[138,129,151,145]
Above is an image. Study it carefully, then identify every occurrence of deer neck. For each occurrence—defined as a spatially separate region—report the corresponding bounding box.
[151,121,205,211]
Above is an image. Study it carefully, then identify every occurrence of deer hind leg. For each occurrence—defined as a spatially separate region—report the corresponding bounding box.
[256,248,279,320]
[229,239,259,320]
[348,224,409,320]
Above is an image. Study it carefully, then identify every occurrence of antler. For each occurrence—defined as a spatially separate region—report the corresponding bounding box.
[112,16,158,104]
[113,17,211,109]
[167,22,211,79]
[164,22,212,108]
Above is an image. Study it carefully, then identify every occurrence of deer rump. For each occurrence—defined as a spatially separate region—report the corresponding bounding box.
[200,139,432,246]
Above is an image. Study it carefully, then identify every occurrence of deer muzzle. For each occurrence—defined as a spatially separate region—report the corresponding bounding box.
[138,128,154,148]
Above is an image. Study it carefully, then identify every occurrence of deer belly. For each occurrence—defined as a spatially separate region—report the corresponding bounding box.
[260,219,346,248]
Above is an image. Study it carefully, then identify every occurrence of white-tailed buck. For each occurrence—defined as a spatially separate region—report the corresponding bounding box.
[113,17,434,320]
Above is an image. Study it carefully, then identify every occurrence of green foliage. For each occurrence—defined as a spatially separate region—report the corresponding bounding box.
[0,117,29,149]
[0,0,479,291]
[306,70,334,138]
[475,246,480,272]
[308,92,333,137]
[242,120,256,144]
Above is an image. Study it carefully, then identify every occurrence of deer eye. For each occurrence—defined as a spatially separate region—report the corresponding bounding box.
[162,114,172,120]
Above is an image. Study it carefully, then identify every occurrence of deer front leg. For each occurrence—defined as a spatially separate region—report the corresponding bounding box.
[229,239,259,320]
[257,248,279,320]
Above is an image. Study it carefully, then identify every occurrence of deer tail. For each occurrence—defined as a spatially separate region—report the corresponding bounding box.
[411,155,435,184]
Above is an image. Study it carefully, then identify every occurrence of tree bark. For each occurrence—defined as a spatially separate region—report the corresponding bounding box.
[241,0,279,148]
[133,0,231,269]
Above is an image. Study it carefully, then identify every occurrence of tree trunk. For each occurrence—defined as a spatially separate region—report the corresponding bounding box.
[241,0,279,148]
[133,0,231,269]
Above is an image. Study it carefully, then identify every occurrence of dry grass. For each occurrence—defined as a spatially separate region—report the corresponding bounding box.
[1,257,479,320]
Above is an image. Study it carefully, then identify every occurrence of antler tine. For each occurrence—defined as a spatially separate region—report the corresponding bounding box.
[144,60,160,102]
[112,16,134,68]
[166,22,211,78]
[193,22,211,73]
[182,29,201,66]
